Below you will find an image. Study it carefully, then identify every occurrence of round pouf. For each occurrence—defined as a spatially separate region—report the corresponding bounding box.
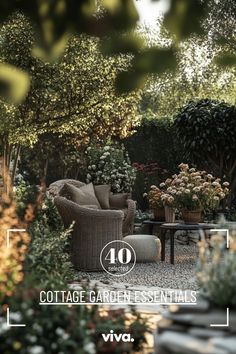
[123,235,161,263]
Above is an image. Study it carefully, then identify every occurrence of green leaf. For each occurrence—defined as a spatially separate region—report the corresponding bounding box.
[100,33,145,55]
[101,0,121,13]
[163,0,206,41]
[20,0,71,61]
[215,53,236,68]
[101,0,139,31]
[133,48,177,74]
[115,71,146,93]
[0,63,30,104]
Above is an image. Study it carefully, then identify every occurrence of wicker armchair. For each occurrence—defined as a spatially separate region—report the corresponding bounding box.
[110,198,136,236]
[54,196,124,271]
[48,179,136,236]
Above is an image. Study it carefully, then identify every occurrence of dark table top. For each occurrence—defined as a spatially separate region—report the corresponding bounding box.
[160,222,218,230]
[142,219,165,225]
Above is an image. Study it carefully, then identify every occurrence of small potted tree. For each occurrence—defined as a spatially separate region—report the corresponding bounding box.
[147,185,165,221]
[160,163,229,223]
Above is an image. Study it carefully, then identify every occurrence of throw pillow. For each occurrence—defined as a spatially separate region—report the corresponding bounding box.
[109,193,128,209]
[59,183,101,208]
[94,185,111,209]
[48,179,85,196]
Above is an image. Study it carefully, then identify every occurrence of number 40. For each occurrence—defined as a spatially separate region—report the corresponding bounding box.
[105,248,132,264]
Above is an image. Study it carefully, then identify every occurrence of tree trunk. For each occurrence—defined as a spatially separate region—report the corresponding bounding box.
[11,144,21,184]
[2,139,12,195]
[41,158,49,190]
[1,137,22,195]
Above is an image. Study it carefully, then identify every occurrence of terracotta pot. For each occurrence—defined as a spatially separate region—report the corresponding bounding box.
[165,206,175,223]
[153,207,165,221]
[181,209,202,224]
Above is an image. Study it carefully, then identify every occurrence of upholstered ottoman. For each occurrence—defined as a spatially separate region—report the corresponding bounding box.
[123,235,161,263]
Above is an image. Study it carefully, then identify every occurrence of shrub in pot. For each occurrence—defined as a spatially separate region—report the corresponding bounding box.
[147,186,165,220]
[159,163,229,223]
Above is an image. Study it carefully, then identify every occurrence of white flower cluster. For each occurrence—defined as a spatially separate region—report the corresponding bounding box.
[85,145,136,192]
[159,163,229,211]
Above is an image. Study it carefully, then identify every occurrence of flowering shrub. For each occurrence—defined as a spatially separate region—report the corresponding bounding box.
[197,230,236,308]
[133,162,162,175]
[0,194,31,301]
[0,286,148,354]
[85,145,136,193]
[147,186,164,209]
[133,162,169,210]
[147,185,177,209]
[159,163,229,212]
[26,196,74,284]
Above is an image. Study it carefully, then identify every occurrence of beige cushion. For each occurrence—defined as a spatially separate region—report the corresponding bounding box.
[48,179,86,196]
[59,183,101,208]
[94,185,111,209]
[109,193,128,209]
[123,235,161,263]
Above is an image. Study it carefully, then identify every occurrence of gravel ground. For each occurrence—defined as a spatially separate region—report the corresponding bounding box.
[76,242,200,290]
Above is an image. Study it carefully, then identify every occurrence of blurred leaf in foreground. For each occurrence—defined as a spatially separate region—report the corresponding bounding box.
[115,47,177,93]
[163,0,206,41]
[215,53,236,67]
[0,63,30,104]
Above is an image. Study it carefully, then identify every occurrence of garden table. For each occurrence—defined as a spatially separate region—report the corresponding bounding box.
[142,219,183,235]
[142,219,165,235]
[160,223,218,265]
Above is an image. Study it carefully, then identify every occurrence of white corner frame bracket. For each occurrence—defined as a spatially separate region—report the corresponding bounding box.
[210,228,230,248]
[210,308,230,328]
[6,228,26,248]
[6,307,26,327]
[209,228,230,327]
[5,228,27,327]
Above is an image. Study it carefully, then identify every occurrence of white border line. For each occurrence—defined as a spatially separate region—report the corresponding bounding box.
[209,228,230,327]
[39,302,197,306]
[5,229,27,327]
[6,228,26,248]
[7,307,26,327]
[210,228,230,248]
[210,308,230,327]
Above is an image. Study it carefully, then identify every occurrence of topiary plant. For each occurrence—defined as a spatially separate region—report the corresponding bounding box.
[174,99,236,205]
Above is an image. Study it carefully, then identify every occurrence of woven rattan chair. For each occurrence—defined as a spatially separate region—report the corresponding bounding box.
[54,196,124,271]
[48,179,136,236]
[120,198,136,236]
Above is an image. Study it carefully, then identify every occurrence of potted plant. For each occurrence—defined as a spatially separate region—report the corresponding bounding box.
[147,185,165,220]
[160,192,176,222]
[160,163,229,223]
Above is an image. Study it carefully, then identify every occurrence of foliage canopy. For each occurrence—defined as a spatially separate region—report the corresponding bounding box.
[174,99,236,203]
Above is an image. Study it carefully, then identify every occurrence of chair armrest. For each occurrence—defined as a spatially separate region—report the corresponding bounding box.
[126,199,136,210]
[54,196,124,226]
[123,199,136,235]
[76,205,124,220]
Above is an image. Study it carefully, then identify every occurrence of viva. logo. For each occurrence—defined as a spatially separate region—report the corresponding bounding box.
[102,330,134,342]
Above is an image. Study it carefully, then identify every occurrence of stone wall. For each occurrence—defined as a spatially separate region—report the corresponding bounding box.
[154,298,236,354]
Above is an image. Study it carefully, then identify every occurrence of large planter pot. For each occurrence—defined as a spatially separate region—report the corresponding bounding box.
[165,206,175,223]
[153,207,165,221]
[181,209,202,224]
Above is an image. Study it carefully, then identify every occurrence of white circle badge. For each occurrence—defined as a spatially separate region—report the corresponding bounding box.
[100,240,136,277]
